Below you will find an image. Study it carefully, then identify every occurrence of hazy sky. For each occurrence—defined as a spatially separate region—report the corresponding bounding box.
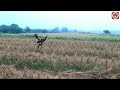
[0,11,120,31]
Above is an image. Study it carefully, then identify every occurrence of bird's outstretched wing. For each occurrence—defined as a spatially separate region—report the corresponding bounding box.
[34,34,39,40]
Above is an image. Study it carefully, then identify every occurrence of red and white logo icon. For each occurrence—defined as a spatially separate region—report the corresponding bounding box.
[112,12,119,19]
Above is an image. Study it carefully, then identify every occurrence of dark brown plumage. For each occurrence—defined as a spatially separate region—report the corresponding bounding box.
[34,34,48,49]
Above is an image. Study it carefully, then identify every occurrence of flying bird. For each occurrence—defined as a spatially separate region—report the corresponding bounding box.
[34,34,48,49]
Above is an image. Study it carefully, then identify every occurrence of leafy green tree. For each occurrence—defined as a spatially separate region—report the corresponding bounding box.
[103,30,111,34]
[9,24,23,33]
[61,27,69,33]
[41,29,48,33]
[51,27,60,33]
[0,25,9,33]
[24,26,31,33]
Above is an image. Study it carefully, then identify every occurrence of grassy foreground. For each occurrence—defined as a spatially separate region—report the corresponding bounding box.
[0,33,120,79]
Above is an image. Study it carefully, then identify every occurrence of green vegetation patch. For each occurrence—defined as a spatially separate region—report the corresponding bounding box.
[25,58,100,72]
[0,55,18,65]
[1,34,120,42]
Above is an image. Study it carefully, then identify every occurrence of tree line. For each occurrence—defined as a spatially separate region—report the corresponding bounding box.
[0,24,111,34]
[0,24,80,34]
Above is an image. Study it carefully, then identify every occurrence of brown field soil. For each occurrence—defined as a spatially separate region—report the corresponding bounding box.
[0,33,120,79]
